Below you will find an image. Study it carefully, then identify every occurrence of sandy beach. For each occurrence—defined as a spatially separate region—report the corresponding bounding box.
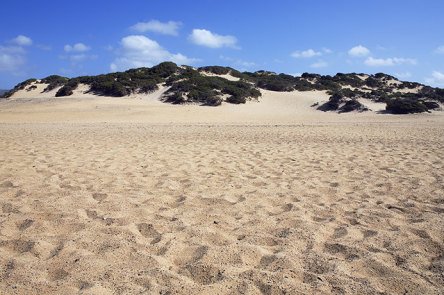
[0,92,443,294]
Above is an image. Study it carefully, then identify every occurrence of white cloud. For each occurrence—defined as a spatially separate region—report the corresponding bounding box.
[310,60,328,68]
[394,72,412,79]
[364,57,417,67]
[110,35,197,71]
[348,45,370,57]
[64,43,90,52]
[0,45,27,73]
[291,49,322,58]
[69,54,97,63]
[0,46,25,72]
[435,45,444,54]
[0,36,32,73]
[425,71,444,86]
[322,48,333,54]
[62,43,94,65]
[131,20,181,36]
[219,55,256,69]
[11,35,32,46]
[189,29,238,49]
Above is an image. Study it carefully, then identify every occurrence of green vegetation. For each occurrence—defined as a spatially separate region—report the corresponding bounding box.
[386,98,429,114]
[317,92,368,113]
[41,75,69,92]
[3,63,443,113]
[164,72,260,105]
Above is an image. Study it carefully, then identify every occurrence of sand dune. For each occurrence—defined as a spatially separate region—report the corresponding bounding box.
[0,93,443,294]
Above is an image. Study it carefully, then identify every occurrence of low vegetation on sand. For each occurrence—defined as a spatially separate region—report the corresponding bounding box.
[3,62,443,113]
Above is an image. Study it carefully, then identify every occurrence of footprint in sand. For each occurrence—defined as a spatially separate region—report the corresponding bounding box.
[362,229,378,238]
[92,192,108,202]
[17,219,34,231]
[48,242,65,259]
[11,239,35,253]
[2,203,20,214]
[324,243,360,261]
[48,268,69,281]
[333,227,348,239]
[0,181,14,188]
[137,223,162,244]
[181,263,224,285]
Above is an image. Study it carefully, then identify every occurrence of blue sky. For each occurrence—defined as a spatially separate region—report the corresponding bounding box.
[1,0,444,89]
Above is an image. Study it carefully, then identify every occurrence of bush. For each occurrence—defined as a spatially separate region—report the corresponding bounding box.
[386,98,428,114]
[91,81,128,97]
[138,80,158,93]
[198,66,231,75]
[41,75,69,92]
[163,92,186,104]
[55,86,74,97]
[422,101,440,110]
[317,93,342,111]
[338,100,368,113]
[365,77,380,88]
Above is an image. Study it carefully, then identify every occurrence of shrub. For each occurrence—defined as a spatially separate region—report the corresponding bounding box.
[55,86,74,97]
[386,98,428,114]
[163,92,186,104]
[41,75,69,92]
[365,77,380,88]
[90,81,128,97]
[333,73,365,88]
[338,100,368,113]
[317,93,342,111]
[198,66,231,75]
[138,80,158,93]
[422,101,440,110]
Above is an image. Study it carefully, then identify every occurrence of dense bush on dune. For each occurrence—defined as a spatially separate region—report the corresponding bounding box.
[2,62,443,112]
[41,75,69,92]
[385,98,430,114]
[163,72,260,105]
[317,92,369,113]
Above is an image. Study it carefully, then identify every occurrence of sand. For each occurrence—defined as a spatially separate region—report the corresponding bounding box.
[0,91,443,294]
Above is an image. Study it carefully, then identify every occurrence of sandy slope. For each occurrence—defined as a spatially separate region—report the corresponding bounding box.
[0,92,443,294]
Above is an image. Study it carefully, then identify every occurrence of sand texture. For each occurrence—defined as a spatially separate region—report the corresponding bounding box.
[0,93,443,294]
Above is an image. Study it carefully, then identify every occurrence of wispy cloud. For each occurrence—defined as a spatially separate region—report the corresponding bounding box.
[11,35,33,46]
[310,60,328,68]
[69,54,97,63]
[425,71,444,86]
[110,35,198,71]
[364,57,417,67]
[434,45,444,54]
[62,42,96,65]
[189,29,238,49]
[219,55,256,69]
[348,45,370,57]
[130,20,182,36]
[291,49,322,58]
[0,35,32,74]
[64,43,90,52]
[0,45,25,72]
[394,72,412,79]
